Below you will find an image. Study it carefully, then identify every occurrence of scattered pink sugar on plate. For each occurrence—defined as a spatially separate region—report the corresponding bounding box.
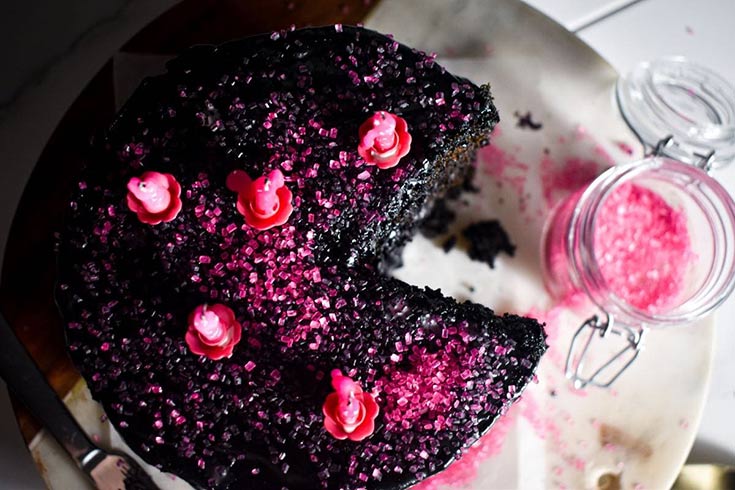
[540,155,603,208]
[413,407,518,490]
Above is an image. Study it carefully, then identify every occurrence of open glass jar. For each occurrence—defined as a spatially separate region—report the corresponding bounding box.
[540,58,735,388]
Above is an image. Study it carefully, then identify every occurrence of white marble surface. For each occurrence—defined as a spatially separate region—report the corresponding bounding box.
[1,0,734,488]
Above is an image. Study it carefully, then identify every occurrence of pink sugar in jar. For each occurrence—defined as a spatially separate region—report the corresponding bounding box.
[541,58,735,388]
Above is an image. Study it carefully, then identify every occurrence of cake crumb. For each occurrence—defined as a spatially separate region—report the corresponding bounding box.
[514,110,543,130]
[462,220,515,268]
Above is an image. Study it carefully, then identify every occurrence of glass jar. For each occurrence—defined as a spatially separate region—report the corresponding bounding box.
[540,58,735,388]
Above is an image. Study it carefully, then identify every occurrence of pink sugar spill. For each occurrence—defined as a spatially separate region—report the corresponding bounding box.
[594,182,693,312]
[569,456,586,471]
[614,140,635,156]
[478,143,529,209]
[517,394,562,444]
[567,386,588,397]
[526,293,585,370]
[594,144,615,164]
[541,155,604,208]
[412,390,569,490]
[414,407,517,490]
[541,125,614,208]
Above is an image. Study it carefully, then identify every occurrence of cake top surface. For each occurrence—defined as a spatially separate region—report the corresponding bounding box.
[57,25,544,490]
[100,24,494,266]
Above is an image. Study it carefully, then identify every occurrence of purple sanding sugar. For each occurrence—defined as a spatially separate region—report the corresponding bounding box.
[57,26,545,490]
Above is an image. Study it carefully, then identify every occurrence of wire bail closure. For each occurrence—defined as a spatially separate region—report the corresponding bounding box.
[565,312,647,389]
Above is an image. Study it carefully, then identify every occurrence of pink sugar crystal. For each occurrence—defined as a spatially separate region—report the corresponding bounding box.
[614,140,635,155]
[594,183,693,312]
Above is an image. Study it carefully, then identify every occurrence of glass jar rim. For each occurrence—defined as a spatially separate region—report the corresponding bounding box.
[568,156,735,327]
[617,57,735,169]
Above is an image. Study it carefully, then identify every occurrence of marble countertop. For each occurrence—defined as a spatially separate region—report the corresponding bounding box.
[1,0,733,488]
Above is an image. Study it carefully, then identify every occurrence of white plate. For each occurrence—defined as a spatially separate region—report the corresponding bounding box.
[30,1,714,489]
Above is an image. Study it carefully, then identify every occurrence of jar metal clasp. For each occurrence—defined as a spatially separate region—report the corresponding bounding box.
[565,312,647,389]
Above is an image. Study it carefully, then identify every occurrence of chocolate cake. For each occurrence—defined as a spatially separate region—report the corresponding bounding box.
[56,26,546,489]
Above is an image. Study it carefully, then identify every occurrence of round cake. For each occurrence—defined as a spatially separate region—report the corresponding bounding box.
[57,26,546,489]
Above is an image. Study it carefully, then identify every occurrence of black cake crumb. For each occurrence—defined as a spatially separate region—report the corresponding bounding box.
[514,110,543,130]
[462,220,516,268]
[422,165,478,239]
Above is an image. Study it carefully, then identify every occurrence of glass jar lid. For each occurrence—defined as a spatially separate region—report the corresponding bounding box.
[616,57,735,169]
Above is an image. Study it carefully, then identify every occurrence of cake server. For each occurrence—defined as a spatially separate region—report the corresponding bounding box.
[0,313,160,490]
